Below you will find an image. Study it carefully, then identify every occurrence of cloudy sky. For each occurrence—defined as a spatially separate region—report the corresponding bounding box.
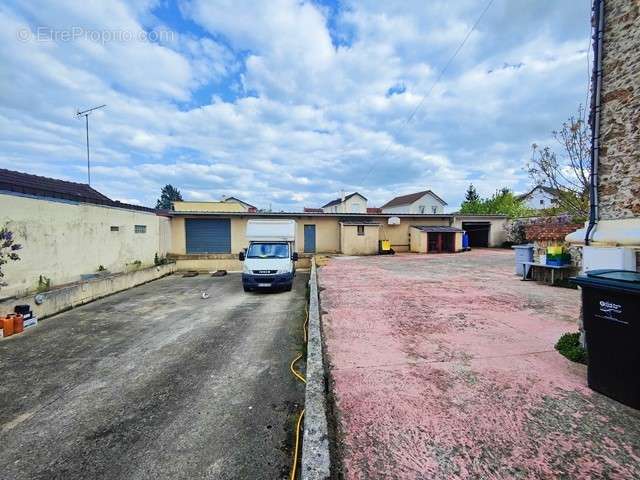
[1,0,591,210]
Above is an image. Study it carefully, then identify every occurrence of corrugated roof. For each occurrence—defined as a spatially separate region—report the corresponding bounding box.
[411,225,463,233]
[340,220,381,226]
[0,168,159,214]
[381,190,447,208]
[321,192,367,208]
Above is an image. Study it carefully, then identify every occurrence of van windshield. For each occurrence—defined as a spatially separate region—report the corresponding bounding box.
[246,243,289,259]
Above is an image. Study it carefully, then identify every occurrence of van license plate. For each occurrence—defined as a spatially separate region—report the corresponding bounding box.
[258,283,271,287]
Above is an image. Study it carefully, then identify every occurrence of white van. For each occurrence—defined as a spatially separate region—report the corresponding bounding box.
[239,219,298,292]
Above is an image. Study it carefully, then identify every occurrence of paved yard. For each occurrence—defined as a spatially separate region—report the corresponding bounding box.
[0,273,307,480]
[320,250,640,479]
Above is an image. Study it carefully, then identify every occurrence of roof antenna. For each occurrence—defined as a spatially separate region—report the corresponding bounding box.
[76,104,106,185]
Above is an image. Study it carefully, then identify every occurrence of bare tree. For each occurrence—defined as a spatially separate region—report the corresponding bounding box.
[528,105,590,219]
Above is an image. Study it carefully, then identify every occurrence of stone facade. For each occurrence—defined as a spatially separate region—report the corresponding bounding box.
[598,0,640,220]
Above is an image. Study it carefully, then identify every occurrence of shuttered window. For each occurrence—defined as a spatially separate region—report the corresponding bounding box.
[185,219,231,254]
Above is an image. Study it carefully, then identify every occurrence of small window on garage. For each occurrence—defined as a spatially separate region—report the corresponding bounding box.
[134,225,147,234]
[357,225,365,236]
[110,226,119,232]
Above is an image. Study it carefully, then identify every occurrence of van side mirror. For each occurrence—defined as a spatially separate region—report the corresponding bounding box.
[292,252,299,262]
[238,251,245,261]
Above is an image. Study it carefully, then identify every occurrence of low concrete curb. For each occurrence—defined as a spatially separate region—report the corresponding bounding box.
[301,257,331,480]
[0,263,176,320]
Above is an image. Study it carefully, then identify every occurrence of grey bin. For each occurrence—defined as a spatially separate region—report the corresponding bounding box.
[512,244,534,276]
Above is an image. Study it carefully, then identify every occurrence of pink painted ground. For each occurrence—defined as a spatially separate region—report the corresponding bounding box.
[320,250,640,479]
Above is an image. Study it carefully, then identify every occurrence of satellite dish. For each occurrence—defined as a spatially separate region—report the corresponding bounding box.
[388,216,400,225]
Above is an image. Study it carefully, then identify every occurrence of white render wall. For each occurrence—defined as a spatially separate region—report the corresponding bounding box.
[0,192,170,299]
[522,189,557,210]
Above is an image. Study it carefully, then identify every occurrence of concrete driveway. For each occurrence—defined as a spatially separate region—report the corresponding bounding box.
[320,250,640,479]
[0,272,307,480]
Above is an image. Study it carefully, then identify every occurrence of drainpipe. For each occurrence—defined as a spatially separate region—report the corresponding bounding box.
[585,0,604,245]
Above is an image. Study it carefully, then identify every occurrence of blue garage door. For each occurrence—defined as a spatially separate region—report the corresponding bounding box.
[185,219,231,253]
[304,224,316,253]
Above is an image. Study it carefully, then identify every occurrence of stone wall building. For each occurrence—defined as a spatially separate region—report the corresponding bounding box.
[597,0,640,220]
[568,0,640,267]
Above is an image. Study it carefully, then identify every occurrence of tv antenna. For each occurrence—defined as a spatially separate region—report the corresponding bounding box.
[76,104,106,185]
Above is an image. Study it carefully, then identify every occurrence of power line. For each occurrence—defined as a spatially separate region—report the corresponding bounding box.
[358,0,495,186]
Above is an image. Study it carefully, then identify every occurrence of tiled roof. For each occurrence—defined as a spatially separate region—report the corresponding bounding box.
[516,185,563,201]
[0,168,158,214]
[381,190,447,208]
[321,192,367,208]
[223,196,256,209]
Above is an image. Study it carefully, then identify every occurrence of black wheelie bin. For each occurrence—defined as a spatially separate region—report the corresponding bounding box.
[570,269,640,409]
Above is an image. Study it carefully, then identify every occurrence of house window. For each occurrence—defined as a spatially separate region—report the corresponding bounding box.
[431,206,437,214]
[351,203,361,213]
[540,199,545,205]
[418,205,425,214]
[134,225,147,234]
[110,226,119,232]
[357,225,365,236]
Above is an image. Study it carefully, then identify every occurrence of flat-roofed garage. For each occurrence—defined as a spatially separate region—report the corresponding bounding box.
[462,221,491,248]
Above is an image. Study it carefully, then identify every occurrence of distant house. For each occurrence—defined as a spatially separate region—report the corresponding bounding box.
[173,196,257,213]
[321,192,367,214]
[517,186,561,210]
[304,207,324,213]
[381,190,447,214]
[221,196,257,212]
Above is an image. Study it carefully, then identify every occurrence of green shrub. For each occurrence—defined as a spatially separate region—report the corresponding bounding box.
[555,332,587,364]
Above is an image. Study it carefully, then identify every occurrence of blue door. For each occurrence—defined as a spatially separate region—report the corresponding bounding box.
[185,219,231,253]
[304,224,316,253]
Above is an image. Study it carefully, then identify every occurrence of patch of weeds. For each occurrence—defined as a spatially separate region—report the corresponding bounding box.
[37,274,51,293]
[154,253,169,266]
[555,332,587,364]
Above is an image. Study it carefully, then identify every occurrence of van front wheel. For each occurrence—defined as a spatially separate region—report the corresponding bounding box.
[284,283,293,292]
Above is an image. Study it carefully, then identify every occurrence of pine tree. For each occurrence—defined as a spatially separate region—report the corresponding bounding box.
[156,184,183,210]
[464,183,480,203]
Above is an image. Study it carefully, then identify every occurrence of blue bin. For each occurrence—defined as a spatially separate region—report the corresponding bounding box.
[512,244,534,276]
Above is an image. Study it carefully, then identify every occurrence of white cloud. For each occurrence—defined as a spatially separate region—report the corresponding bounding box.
[0,0,592,210]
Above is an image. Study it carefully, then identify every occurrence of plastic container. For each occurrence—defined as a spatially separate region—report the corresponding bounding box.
[14,305,31,315]
[2,316,14,337]
[12,314,24,334]
[547,245,563,255]
[513,244,534,275]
